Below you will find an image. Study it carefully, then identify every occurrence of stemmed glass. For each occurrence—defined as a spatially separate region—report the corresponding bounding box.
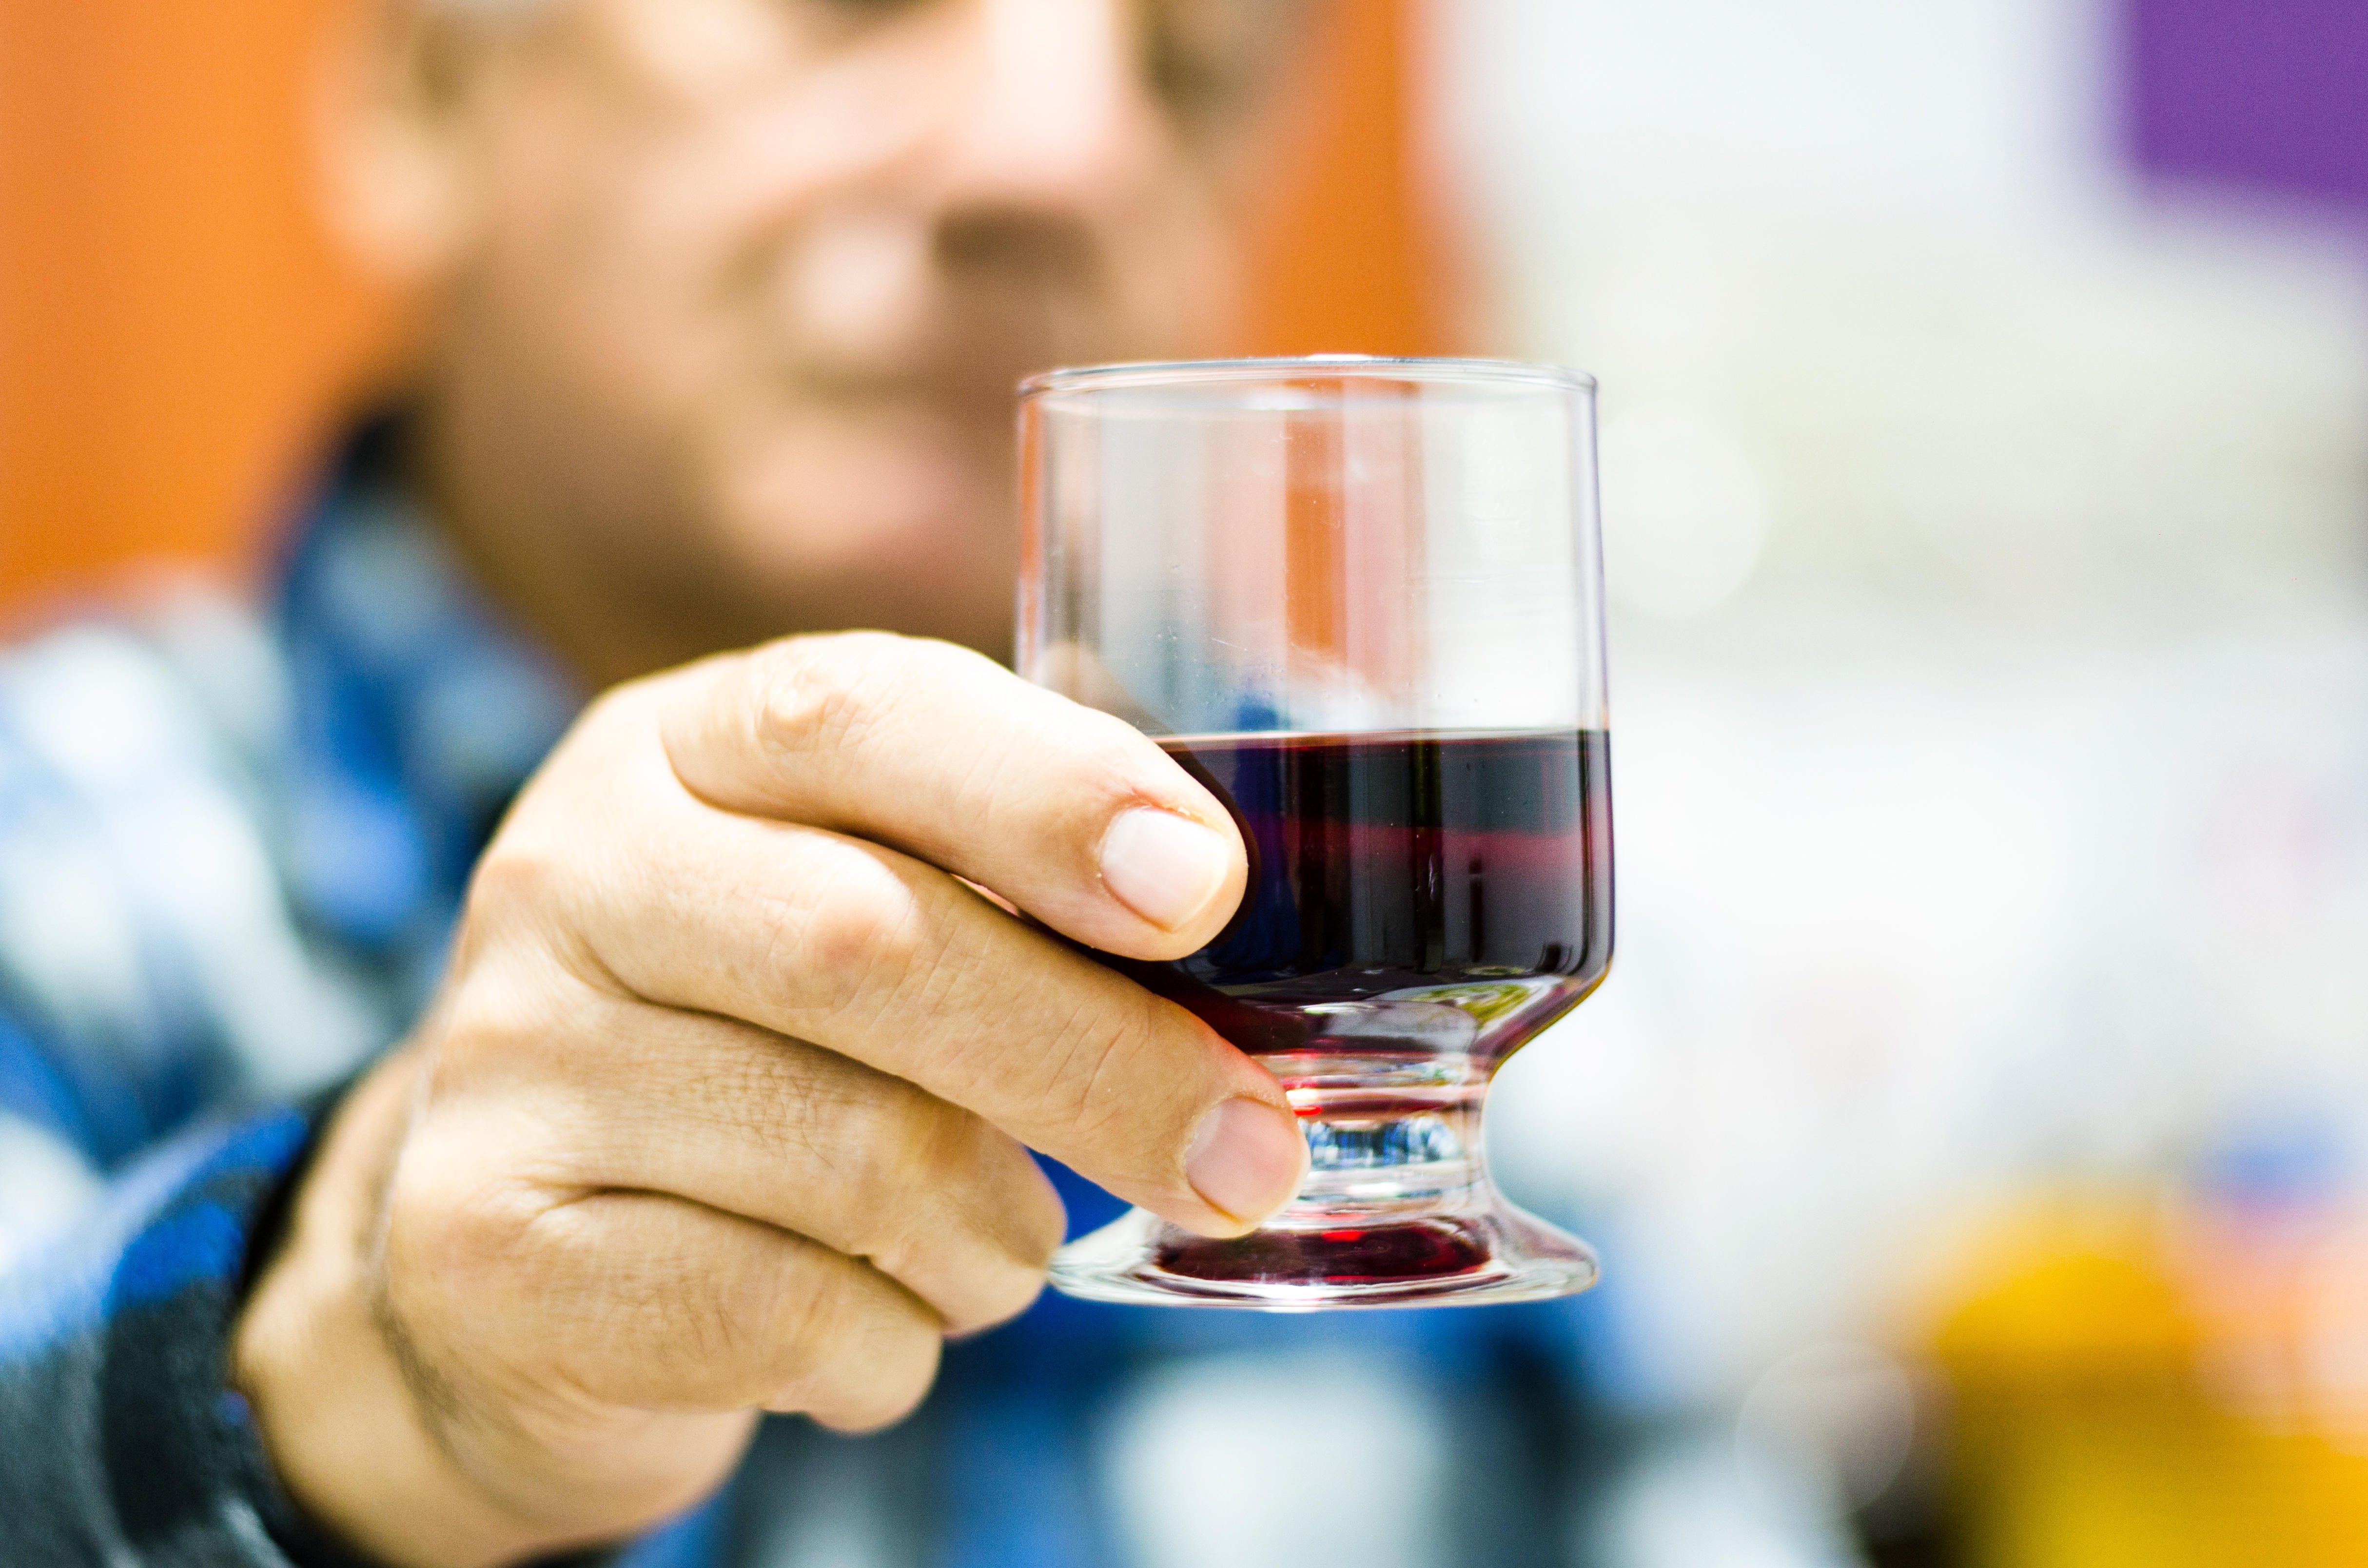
[1018,357,1612,1309]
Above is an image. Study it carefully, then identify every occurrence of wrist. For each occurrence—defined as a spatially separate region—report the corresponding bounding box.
[232,1050,547,1568]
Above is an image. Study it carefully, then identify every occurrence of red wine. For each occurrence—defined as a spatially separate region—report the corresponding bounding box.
[1082,730,1612,1297]
[1118,729,1613,1085]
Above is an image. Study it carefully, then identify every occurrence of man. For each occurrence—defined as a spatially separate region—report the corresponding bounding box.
[0,1,1591,1564]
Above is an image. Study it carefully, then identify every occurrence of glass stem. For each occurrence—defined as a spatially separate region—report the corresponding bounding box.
[1275,1075,1492,1227]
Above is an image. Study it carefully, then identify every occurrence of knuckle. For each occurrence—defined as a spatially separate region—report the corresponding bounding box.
[462,833,571,933]
[446,920,587,1041]
[833,1103,1058,1335]
[763,1253,870,1388]
[381,1144,542,1317]
[791,847,933,1018]
[883,1092,979,1197]
[841,1093,976,1266]
[748,633,911,770]
[430,957,599,1085]
[528,1199,770,1407]
[516,1207,700,1400]
[455,834,619,992]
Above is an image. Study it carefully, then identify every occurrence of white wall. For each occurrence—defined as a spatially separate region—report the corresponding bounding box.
[1433,0,2368,1407]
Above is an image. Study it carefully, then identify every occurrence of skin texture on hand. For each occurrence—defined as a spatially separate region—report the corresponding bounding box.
[232,634,1306,1568]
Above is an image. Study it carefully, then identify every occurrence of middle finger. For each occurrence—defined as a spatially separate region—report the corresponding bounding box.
[433,977,1064,1336]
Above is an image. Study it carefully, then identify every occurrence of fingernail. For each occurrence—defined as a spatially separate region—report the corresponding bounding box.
[1185,1099,1307,1224]
[1099,808,1231,931]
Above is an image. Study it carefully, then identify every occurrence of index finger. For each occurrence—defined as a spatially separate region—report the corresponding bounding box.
[658,634,1247,963]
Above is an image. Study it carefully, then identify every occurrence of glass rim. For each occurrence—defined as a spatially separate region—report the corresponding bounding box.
[1018,354,1594,399]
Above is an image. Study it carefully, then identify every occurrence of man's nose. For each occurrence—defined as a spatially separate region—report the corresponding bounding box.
[936,0,1162,217]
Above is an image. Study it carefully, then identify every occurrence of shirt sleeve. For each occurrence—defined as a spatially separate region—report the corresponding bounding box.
[0,1097,722,1568]
[0,617,705,1566]
[0,1105,329,1565]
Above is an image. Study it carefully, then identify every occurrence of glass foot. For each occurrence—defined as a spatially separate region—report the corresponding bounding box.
[1053,1025,1599,1309]
[1048,1197,1597,1310]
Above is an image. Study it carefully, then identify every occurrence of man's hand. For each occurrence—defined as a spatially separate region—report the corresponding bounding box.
[232,634,1306,1568]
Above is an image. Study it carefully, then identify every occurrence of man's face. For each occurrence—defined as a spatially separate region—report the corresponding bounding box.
[413,0,1305,664]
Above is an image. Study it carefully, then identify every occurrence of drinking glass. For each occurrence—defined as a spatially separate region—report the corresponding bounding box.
[1018,356,1612,1309]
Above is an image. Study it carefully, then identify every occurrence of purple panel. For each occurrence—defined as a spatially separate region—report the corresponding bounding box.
[2124,0,2368,212]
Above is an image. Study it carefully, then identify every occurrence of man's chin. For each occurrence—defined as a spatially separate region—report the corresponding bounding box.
[698,487,1009,651]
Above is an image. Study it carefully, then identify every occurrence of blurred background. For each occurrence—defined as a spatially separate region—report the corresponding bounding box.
[5,1,2366,1565]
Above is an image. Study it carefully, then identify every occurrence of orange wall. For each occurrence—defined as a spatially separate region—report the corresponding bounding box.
[1234,0,1458,361]
[0,0,401,612]
[0,0,1453,615]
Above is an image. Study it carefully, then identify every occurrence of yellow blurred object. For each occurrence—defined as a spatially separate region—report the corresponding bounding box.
[1930,1196,2368,1568]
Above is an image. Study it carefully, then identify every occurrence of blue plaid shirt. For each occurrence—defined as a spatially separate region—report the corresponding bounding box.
[0,421,1597,1568]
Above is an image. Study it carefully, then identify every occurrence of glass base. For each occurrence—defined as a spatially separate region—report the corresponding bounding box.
[1050,1074,1596,1309]
[1053,989,1601,1309]
[1048,1197,1597,1310]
